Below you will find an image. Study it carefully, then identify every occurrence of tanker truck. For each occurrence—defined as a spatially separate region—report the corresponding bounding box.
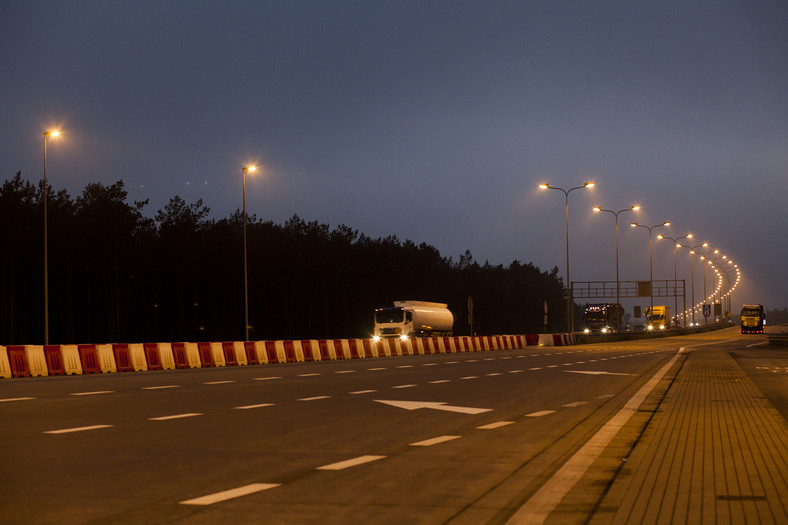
[373,301,454,341]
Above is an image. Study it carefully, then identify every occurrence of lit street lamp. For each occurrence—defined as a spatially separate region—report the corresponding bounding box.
[592,204,639,311]
[43,130,60,345]
[630,221,670,311]
[539,181,594,332]
[242,165,256,341]
[657,232,692,327]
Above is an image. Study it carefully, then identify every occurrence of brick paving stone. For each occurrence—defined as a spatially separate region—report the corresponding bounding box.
[590,347,788,524]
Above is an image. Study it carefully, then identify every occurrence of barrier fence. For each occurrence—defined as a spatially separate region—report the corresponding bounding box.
[0,333,577,379]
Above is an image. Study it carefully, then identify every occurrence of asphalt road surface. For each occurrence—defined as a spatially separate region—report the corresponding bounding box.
[0,329,778,524]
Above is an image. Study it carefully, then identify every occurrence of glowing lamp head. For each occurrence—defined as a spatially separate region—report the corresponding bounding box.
[584,182,594,188]
[593,206,601,212]
[538,183,549,189]
[631,205,640,211]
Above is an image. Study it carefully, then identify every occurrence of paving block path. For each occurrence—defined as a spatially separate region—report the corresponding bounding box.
[591,347,788,524]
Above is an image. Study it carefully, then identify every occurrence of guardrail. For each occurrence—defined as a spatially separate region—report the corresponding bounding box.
[767,333,788,348]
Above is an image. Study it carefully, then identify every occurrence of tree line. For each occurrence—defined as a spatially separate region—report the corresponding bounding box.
[0,172,567,345]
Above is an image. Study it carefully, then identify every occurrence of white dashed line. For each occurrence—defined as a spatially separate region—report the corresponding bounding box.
[525,410,556,418]
[411,435,461,447]
[429,380,451,384]
[529,367,543,371]
[0,397,35,402]
[563,401,589,408]
[297,373,320,377]
[349,390,378,395]
[460,376,478,380]
[234,403,274,410]
[298,396,330,401]
[334,370,355,374]
[149,413,203,421]
[368,367,386,371]
[45,425,113,434]
[508,370,523,374]
[396,365,414,369]
[392,384,416,389]
[142,385,180,390]
[70,391,114,396]
[486,373,503,376]
[204,381,235,385]
[477,421,514,430]
[422,363,438,366]
[317,455,386,471]
[181,483,280,506]
[254,377,281,381]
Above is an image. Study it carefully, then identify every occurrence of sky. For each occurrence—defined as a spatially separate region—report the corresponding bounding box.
[2,0,787,316]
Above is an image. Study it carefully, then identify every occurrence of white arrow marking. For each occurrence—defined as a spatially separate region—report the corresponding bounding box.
[374,399,491,414]
[565,370,635,376]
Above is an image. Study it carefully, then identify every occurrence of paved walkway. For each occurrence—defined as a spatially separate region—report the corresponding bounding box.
[589,345,788,524]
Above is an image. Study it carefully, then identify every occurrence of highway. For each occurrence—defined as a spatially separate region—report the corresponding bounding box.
[1,328,783,524]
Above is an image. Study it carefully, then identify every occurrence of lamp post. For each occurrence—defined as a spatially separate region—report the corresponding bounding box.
[684,243,709,325]
[630,221,670,311]
[43,130,60,345]
[697,249,718,325]
[592,205,639,311]
[539,181,594,332]
[242,165,256,341]
[657,233,692,327]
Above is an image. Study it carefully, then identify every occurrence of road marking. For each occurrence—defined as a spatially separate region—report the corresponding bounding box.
[181,483,280,506]
[509,370,523,373]
[297,373,320,377]
[349,389,378,395]
[374,399,491,415]
[368,367,386,371]
[565,370,636,376]
[70,391,114,396]
[477,421,514,430]
[149,413,203,421]
[525,410,556,418]
[460,376,478,380]
[546,365,559,368]
[204,380,235,385]
[45,424,113,434]
[254,376,281,381]
[396,365,414,369]
[563,401,589,408]
[467,359,479,363]
[529,367,543,371]
[0,397,35,402]
[507,346,687,524]
[429,380,451,384]
[317,455,386,471]
[392,384,417,389]
[234,403,274,410]
[422,363,438,366]
[446,361,459,364]
[298,396,330,401]
[411,435,461,447]
[334,370,355,374]
[486,372,503,376]
[597,394,615,399]
[142,385,180,390]
[501,356,513,360]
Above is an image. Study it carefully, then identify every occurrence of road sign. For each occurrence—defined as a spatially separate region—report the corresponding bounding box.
[703,304,711,317]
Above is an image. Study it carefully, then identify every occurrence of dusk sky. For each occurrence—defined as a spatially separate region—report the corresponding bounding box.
[3,1,787,317]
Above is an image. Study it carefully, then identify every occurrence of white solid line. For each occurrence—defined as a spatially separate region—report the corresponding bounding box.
[477,421,514,430]
[149,413,203,421]
[45,424,113,434]
[298,396,330,401]
[0,397,35,402]
[507,346,686,524]
[411,435,461,447]
[392,384,416,389]
[142,385,180,390]
[234,403,274,410]
[317,455,386,471]
[525,410,556,418]
[181,483,280,506]
[70,391,114,396]
[254,376,282,381]
[349,389,378,395]
[204,381,235,385]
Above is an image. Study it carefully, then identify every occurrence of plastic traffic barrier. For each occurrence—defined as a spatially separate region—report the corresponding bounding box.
[0,346,10,379]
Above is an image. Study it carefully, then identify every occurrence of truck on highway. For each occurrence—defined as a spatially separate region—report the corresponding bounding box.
[373,301,454,341]
[582,303,624,334]
[644,305,670,330]
[740,304,765,334]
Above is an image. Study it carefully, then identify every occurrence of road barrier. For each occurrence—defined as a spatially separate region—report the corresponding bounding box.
[0,332,580,379]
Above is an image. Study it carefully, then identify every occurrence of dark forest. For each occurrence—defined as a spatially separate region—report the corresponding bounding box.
[1,173,568,345]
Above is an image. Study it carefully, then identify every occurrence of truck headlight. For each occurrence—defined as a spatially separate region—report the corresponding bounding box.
[584,328,590,334]
[400,335,409,341]
[373,335,381,342]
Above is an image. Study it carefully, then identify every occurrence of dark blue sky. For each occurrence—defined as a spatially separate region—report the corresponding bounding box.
[2,1,787,314]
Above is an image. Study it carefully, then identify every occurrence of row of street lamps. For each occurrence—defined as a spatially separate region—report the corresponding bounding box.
[539,181,740,331]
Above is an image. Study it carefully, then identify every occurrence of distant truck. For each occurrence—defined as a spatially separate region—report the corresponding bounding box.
[582,303,624,334]
[740,304,765,334]
[644,305,670,330]
[373,301,454,341]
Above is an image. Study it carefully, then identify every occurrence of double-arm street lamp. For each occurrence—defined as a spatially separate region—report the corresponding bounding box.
[630,221,670,311]
[592,205,640,310]
[242,165,257,341]
[43,130,60,345]
[539,181,594,332]
[657,232,692,327]
[694,247,716,324]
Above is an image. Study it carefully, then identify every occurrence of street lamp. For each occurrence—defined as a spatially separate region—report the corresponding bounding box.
[242,165,256,341]
[696,248,717,325]
[682,242,709,325]
[592,204,639,311]
[539,181,594,332]
[657,232,692,327]
[630,221,670,311]
[43,130,60,345]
